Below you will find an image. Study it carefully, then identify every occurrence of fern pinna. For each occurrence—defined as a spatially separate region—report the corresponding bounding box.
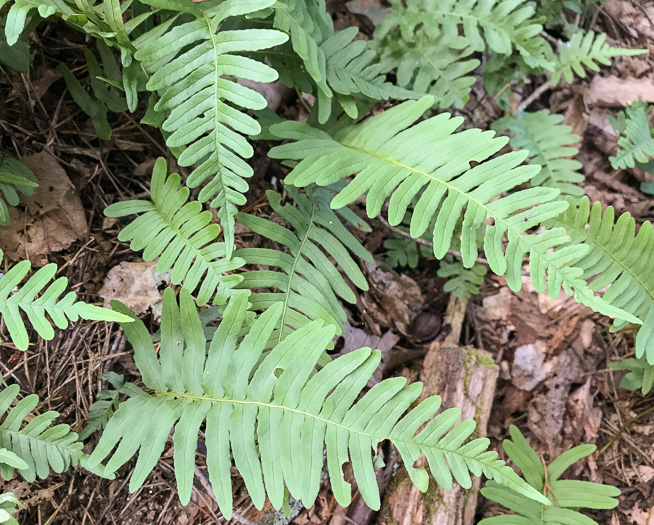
[235,186,372,341]
[88,289,549,518]
[104,158,244,306]
[132,0,288,258]
[269,96,640,325]
[547,197,654,363]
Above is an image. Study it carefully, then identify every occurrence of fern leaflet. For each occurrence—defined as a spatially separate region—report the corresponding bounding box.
[0,153,37,226]
[550,30,646,85]
[105,157,244,306]
[0,384,85,482]
[480,425,619,525]
[235,186,372,341]
[438,256,487,300]
[133,0,288,258]
[269,97,640,325]
[0,491,21,525]
[610,357,654,395]
[0,250,132,351]
[546,197,654,362]
[88,289,549,519]
[492,110,584,197]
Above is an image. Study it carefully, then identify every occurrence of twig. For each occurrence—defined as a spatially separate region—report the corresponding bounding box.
[517,77,552,113]
[598,404,654,455]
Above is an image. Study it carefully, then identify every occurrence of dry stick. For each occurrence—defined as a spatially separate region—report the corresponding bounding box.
[599,404,654,455]
[516,76,553,113]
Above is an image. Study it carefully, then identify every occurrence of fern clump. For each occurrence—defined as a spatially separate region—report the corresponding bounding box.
[547,197,654,362]
[105,158,244,306]
[88,289,549,518]
[235,187,372,340]
[492,110,584,197]
[438,257,487,300]
[270,97,639,325]
[480,426,620,525]
[0,153,37,226]
[0,250,131,351]
[133,0,289,258]
[608,101,654,169]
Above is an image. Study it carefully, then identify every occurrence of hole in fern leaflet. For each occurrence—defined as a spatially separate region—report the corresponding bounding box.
[274,367,284,378]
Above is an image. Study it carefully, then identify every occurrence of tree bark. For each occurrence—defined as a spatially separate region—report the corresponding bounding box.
[378,298,499,525]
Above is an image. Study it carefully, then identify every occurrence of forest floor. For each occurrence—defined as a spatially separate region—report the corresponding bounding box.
[1,0,654,523]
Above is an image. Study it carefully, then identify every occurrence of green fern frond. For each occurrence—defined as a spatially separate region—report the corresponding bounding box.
[375,0,552,68]
[550,30,646,85]
[480,425,619,525]
[437,256,487,300]
[104,158,244,306]
[235,186,372,341]
[88,288,549,519]
[609,101,654,169]
[133,0,288,258]
[384,236,421,269]
[374,30,479,110]
[0,491,22,525]
[610,357,654,395]
[79,372,127,441]
[492,110,584,197]
[0,384,85,482]
[0,154,37,226]
[546,197,654,362]
[0,250,132,351]
[269,97,640,325]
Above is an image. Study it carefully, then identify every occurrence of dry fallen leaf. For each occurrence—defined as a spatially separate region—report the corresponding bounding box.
[98,261,171,319]
[586,75,654,106]
[0,151,88,265]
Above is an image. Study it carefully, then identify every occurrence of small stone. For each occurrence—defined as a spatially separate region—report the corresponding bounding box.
[511,342,547,391]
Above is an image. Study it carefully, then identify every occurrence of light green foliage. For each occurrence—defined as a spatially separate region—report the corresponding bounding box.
[609,101,654,169]
[550,30,646,85]
[0,16,31,72]
[272,1,416,123]
[235,187,372,340]
[133,0,287,259]
[0,491,22,525]
[88,289,549,519]
[0,384,85,482]
[0,154,37,226]
[610,357,654,395]
[547,197,654,362]
[492,110,584,197]
[79,372,127,441]
[384,236,421,269]
[480,425,620,525]
[0,250,132,351]
[437,257,487,300]
[104,158,244,306]
[269,97,639,325]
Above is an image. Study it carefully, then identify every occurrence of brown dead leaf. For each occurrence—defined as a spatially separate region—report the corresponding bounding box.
[628,505,654,525]
[97,261,170,319]
[338,323,400,385]
[565,379,602,442]
[0,151,88,265]
[586,76,654,107]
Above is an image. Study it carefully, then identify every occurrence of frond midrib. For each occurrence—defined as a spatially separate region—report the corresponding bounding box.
[551,215,654,309]
[154,390,480,459]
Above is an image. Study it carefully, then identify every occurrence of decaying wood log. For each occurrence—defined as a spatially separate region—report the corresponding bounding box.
[378,297,499,525]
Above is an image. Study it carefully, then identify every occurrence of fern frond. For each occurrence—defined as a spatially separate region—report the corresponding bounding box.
[437,256,487,300]
[610,357,654,395]
[546,197,654,362]
[0,384,85,482]
[608,101,654,169]
[0,153,37,226]
[0,491,22,525]
[374,30,479,110]
[0,250,132,351]
[375,0,551,68]
[384,236,421,269]
[133,0,288,258]
[492,110,584,197]
[79,372,126,441]
[104,158,244,306]
[269,97,640,325]
[235,186,372,341]
[88,289,549,519]
[480,425,619,525]
[550,30,646,85]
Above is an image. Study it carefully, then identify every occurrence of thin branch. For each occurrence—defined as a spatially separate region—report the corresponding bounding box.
[517,77,553,113]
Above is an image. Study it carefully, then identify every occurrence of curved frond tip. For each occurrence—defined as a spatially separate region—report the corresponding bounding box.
[88,289,549,519]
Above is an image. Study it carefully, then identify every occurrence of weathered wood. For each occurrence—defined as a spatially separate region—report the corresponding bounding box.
[378,298,499,525]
